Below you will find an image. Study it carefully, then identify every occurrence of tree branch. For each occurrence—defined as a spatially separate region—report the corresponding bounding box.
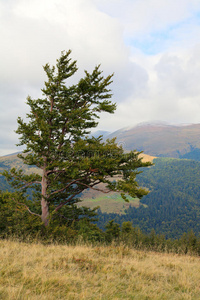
[76,181,112,193]
[46,169,66,175]
[7,170,41,188]
[49,178,83,197]
[54,191,81,211]
[54,180,113,212]
[11,198,41,217]
[20,181,41,190]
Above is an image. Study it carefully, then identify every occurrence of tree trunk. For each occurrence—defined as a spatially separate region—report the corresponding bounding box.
[41,167,49,226]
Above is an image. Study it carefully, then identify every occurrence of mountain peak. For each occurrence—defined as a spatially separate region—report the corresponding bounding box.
[134,121,171,128]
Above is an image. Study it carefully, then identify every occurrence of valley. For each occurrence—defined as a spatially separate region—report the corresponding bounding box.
[1,122,200,238]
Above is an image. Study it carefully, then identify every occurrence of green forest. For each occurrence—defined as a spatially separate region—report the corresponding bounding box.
[2,155,200,253]
[96,157,200,239]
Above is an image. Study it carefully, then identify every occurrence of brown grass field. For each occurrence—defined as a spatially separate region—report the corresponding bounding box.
[1,239,200,299]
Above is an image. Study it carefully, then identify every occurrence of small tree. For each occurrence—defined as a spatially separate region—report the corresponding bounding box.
[105,220,121,242]
[3,50,152,227]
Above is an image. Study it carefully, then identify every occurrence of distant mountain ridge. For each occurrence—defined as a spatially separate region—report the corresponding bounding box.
[105,122,200,159]
[2,122,200,160]
[2,127,200,238]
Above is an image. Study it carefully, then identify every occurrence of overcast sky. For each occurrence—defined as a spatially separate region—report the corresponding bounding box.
[1,0,200,156]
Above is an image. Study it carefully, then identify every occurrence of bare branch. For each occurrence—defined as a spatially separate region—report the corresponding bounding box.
[49,178,82,197]
[54,191,81,211]
[46,169,66,175]
[54,180,113,212]
[20,181,41,190]
[11,198,41,217]
[77,181,112,193]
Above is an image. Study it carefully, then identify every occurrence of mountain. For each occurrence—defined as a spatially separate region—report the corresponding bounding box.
[106,122,200,159]
[0,153,39,174]
[2,123,200,238]
[3,122,200,161]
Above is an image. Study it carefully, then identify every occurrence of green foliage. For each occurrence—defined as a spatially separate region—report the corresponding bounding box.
[105,220,120,242]
[0,189,102,242]
[96,158,200,239]
[180,148,200,161]
[0,190,42,239]
[75,219,105,242]
[103,220,200,256]
[1,49,151,232]
[121,221,132,234]
[2,192,200,256]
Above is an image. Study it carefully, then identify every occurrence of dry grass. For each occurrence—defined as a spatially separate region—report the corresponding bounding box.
[139,153,156,163]
[1,240,200,299]
[0,153,40,175]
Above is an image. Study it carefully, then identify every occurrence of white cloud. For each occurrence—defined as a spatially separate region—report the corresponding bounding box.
[0,0,131,155]
[1,0,200,155]
[97,0,200,36]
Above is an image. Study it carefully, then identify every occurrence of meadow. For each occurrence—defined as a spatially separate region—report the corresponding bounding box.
[80,192,141,214]
[1,239,200,299]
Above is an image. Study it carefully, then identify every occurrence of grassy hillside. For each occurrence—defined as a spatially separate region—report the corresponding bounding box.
[0,153,41,192]
[1,239,200,299]
[79,191,141,214]
[107,123,200,158]
[0,153,39,174]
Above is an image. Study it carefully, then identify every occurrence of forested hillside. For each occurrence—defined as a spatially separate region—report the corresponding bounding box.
[96,158,200,238]
[1,153,200,239]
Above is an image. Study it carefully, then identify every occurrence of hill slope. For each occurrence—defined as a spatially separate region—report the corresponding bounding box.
[107,122,200,158]
[0,153,40,192]
[97,157,200,238]
[1,150,200,239]
[1,240,200,299]
[0,153,39,174]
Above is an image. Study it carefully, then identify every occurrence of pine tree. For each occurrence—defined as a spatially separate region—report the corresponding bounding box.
[3,50,152,227]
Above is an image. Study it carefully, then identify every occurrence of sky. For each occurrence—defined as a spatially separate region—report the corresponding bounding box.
[1,0,200,156]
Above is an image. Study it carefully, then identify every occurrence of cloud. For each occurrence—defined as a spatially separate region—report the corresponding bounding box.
[1,0,200,155]
[96,0,196,30]
[155,49,200,98]
[0,0,133,155]
[97,42,200,132]
[96,0,200,54]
